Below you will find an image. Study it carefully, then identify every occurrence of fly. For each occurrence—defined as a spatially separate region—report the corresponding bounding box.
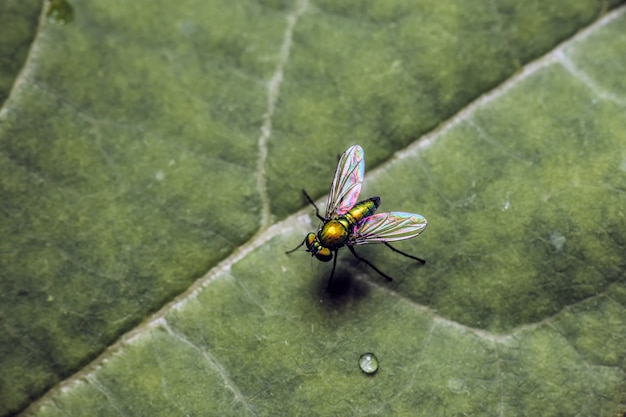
[286,144,427,287]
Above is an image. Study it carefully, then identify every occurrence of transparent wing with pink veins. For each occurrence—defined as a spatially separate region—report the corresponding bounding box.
[325,145,364,218]
[349,212,427,245]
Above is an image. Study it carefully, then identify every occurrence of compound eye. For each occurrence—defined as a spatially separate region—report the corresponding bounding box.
[315,247,333,262]
[304,233,318,251]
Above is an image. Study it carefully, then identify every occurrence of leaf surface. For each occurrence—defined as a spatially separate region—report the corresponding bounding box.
[1,1,625,416]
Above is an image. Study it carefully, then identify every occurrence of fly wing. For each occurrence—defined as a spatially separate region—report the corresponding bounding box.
[349,212,427,245]
[325,145,364,218]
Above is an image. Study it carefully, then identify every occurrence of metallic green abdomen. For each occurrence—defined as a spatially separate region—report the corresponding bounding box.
[318,197,380,250]
[344,197,380,226]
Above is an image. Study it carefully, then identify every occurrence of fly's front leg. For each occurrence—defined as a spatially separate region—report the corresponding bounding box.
[302,189,325,221]
[326,249,339,289]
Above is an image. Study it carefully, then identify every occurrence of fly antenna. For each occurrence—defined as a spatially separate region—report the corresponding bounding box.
[285,238,306,255]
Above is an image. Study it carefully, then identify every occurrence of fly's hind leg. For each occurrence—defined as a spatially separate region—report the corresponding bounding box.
[383,242,425,264]
[347,246,393,281]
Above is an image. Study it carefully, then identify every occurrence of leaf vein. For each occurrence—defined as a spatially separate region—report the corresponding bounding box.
[257,0,309,227]
[161,320,259,417]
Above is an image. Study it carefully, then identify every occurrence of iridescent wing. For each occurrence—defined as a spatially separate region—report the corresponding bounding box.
[349,212,427,245]
[325,145,364,218]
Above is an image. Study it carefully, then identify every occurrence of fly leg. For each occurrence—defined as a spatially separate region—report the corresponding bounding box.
[326,249,339,289]
[347,246,393,281]
[302,189,325,221]
[383,242,425,264]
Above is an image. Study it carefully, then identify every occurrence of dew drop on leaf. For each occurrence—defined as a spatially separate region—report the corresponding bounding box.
[359,352,379,375]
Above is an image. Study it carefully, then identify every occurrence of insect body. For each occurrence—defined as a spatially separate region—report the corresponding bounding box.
[286,145,427,287]
[314,197,379,255]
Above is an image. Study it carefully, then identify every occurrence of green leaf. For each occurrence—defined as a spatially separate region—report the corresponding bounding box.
[1,1,625,416]
[0,0,41,103]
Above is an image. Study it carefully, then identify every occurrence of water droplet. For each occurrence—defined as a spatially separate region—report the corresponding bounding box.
[46,0,74,25]
[359,352,379,375]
